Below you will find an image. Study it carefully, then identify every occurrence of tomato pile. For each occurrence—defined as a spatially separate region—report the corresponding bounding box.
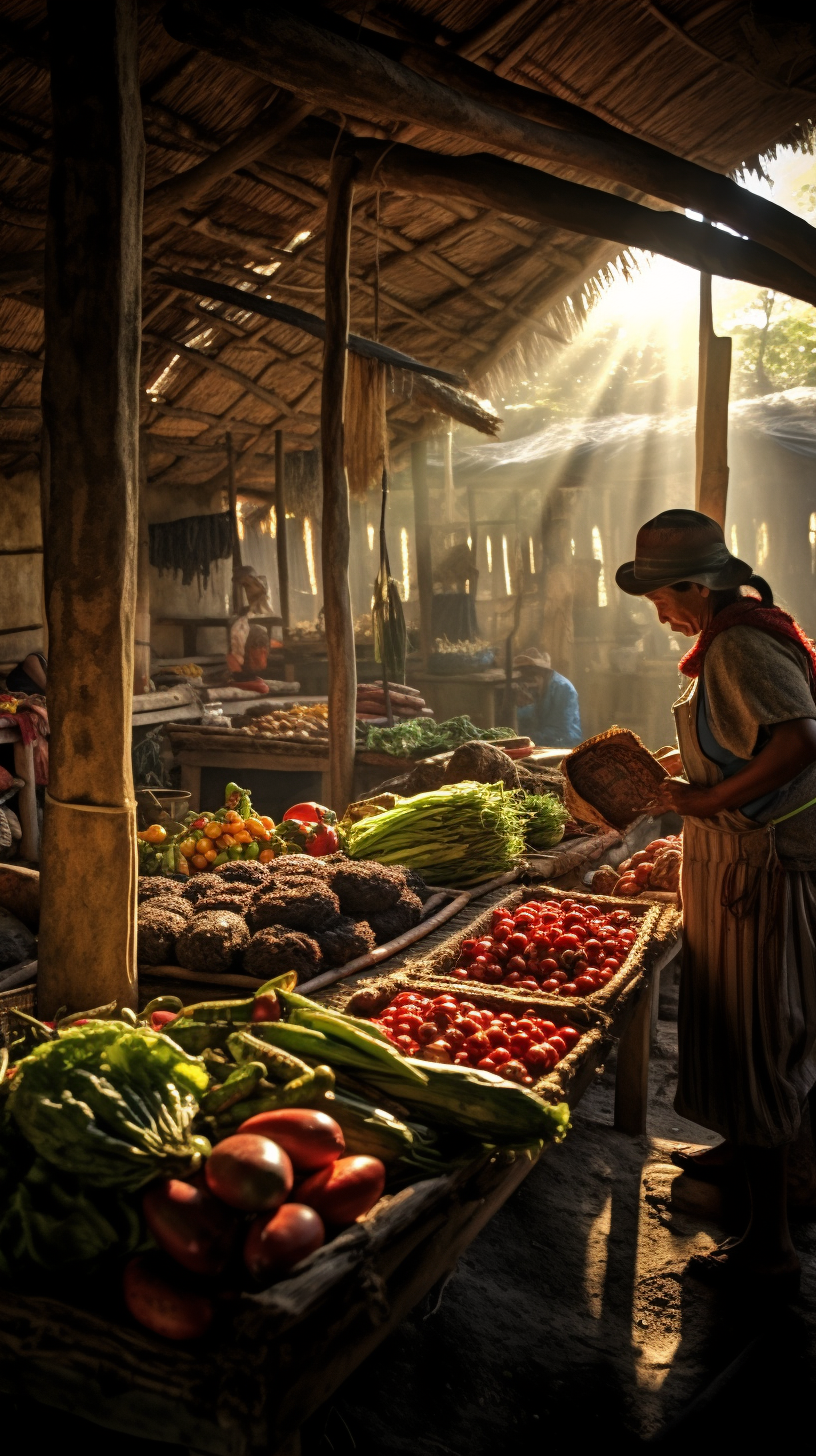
[371,990,582,1083]
[445,897,638,997]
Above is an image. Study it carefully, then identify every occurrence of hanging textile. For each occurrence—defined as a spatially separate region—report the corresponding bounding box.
[148,512,233,588]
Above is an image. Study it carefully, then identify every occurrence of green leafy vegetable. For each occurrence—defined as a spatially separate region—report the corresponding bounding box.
[361,714,513,759]
[9,1022,211,1190]
[520,793,569,851]
[344,780,526,886]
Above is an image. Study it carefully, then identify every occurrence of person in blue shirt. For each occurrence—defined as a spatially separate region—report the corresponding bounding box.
[514,648,582,748]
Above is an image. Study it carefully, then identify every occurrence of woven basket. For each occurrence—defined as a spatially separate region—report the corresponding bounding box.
[0,981,36,1048]
[562,725,668,832]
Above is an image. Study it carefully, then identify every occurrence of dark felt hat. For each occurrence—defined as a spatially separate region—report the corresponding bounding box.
[615,509,754,595]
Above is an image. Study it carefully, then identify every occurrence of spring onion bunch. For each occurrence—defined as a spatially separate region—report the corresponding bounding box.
[344,780,526,886]
[520,793,569,851]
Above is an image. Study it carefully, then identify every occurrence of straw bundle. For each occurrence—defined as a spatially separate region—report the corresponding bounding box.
[344,354,387,499]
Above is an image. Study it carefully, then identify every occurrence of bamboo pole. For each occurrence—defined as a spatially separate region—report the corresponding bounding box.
[274,429,290,631]
[321,152,357,814]
[695,273,732,528]
[38,0,143,1017]
[411,438,433,665]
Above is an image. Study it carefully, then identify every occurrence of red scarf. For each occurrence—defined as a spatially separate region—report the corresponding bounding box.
[679,600,816,692]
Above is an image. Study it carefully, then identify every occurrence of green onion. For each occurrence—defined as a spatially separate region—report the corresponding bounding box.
[344,780,526,886]
[519,793,569,851]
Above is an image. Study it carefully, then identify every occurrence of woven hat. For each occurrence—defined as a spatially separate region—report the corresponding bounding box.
[514,648,552,671]
[615,509,753,595]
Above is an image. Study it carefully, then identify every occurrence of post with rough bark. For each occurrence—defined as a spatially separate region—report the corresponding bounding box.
[275,429,290,630]
[38,0,144,1016]
[227,432,243,612]
[695,272,731,527]
[411,438,433,663]
[134,433,151,695]
[321,153,357,813]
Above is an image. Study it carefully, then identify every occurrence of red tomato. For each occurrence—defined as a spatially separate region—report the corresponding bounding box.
[206,1135,293,1213]
[454,1051,470,1065]
[418,1022,438,1044]
[477,1056,497,1071]
[306,824,340,856]
[454,1016,479,1036]
[487,1025,511,1049]
[510,1033,531,1057]
[506,955,527,974]
[498,1060,529,1083]
[490,1047,512,1066]
[244,1203,325,1282]
[560,984,578,997]
[235,1109,344,1173]
[603,958,621,973]
[123,1254,213,1341]
[451,967,470,980]
[583,940,603,964]
[283,801,334,825]
[525,1043,555,1072]
[250,994,281,1023]
[559,1026,581,1049]
[460,939,478,956]
[142,1177,238,1274]
[554,933,579,951]
[549,1035,568,1057]
[444,1027,465,1050]
[150,1010,178,1031]
[574,975,596,994]
[541,979,559,992]
[597,970,613,984]
[298,1155,386,1225]
[466,1032,491,1058]
[507,933,528,954]
[503,972,521,986]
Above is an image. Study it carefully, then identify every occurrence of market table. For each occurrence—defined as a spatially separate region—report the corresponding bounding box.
[167,724,332,811]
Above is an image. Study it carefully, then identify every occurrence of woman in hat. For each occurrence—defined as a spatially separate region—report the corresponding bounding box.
[617,508,816,1294]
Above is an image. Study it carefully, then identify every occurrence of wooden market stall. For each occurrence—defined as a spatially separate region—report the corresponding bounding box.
[1,1,815,1449]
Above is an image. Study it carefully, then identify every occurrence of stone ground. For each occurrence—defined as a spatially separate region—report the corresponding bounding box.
[8,970,816,1453]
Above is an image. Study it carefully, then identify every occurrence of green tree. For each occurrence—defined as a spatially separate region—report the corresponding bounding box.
[730,290,816,396]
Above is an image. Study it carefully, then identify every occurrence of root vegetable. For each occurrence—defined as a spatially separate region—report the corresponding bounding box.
[235,1108,345,1171]
[142,1176,238,1274]
[296,1155,386,1226]
[205,1133,293,1212]
[244,1203,325,1282]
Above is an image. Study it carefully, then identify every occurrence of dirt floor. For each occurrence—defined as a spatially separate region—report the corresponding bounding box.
[7,960,816,1454]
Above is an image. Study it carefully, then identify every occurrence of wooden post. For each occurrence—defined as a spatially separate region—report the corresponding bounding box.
[275,429,290,630]
[321,152,357,814]
[38,0,143,1017]
[227,432,243,614]
[540,487,575,680]
[614,975,655,1135]
[134,433,151,695]
[411,438,433,663]
[695,272,732,527]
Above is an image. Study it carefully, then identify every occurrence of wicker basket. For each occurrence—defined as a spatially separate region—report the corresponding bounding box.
[562,725,668,832]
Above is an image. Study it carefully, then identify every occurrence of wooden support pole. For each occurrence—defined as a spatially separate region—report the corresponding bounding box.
[614,975,655,1136]
[227,432,244,613]
[695,273,732,528]
[134,432,151,695]
[411,438,433,665]
[321,153,357,814]
[38,0,143,1017]
[274,429,290,631]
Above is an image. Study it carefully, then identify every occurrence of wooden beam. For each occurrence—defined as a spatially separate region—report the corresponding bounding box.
[350,140,816,308]
[135,435,151,695]
[155,268,469,384]
[143,330,302,415]
[144,95,312,222]
[274,429,290,630]
[0,344,43,370]
[38,0,142,1017]
[321,153,357,814]
[162,0,816,281]
[695,273,731,528]
[411,438,433,665]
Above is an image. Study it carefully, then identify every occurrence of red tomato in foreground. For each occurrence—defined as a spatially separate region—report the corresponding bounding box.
[206,1134,293,1212]
[142,1176,238,1274]
[282,801,335,825]
[244,1203,325,1282]
[236,1109,345,1172]
[123,1254,213,1342]
[298,1155,386,1225]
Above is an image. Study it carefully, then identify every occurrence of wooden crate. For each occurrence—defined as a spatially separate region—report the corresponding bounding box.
[0,1146,539,1455]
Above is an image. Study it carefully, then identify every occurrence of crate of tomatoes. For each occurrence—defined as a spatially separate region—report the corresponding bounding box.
[410,886,677,1011]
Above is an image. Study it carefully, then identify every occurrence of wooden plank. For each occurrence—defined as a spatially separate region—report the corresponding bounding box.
[174,748,330,773]
[12,739,38,864]
[614,971,655,1135]
[321,152,357,815]
[131,703,202,727]
[38,0,142,1018]
[274,429,290,630]
[695,271,731,527]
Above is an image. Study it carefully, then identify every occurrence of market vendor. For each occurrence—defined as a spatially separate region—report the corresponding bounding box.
[616,507,816,1295]
[4,651,46,695]
[514,648,582,748]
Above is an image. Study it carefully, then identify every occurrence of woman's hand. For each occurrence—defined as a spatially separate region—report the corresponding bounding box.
[648,777,723,818]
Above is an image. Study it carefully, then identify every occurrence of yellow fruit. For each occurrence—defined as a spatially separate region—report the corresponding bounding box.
[204,848,218,863]
[204,821,222,840]
[191,854,208,870]
[259,848,277,863]
[137,824,167,844]
[195,838,210,856]
[260,816,275,831]
[244,818,265,836]
[178,838,196,859]
[233,829,252,844]
[224,810,243,824]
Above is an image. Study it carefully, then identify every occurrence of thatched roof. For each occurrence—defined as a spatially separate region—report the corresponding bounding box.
[0,0,814,500]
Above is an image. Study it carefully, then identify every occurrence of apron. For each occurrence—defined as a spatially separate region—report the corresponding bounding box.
[673,677,816,1147]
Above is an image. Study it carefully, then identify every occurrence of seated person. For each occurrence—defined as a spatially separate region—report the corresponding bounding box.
[514,647,581,749]
[5,651,47,696]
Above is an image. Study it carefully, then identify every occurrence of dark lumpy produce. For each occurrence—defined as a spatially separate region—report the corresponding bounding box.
[193,887,252,917]
[181,877,216,906]
[138,875,183,905]
[248,878,340,933]
[137,904,189,965]
[400,867,431,902]
[267,853,333,881]
[243,926,321,979]
[176,910,250,974]
[214,860,274,887]
[144,894,193,922]
[441,739,520,789]
[330,862,405,916]
[316,916,376,968]
[368,890,423,945]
